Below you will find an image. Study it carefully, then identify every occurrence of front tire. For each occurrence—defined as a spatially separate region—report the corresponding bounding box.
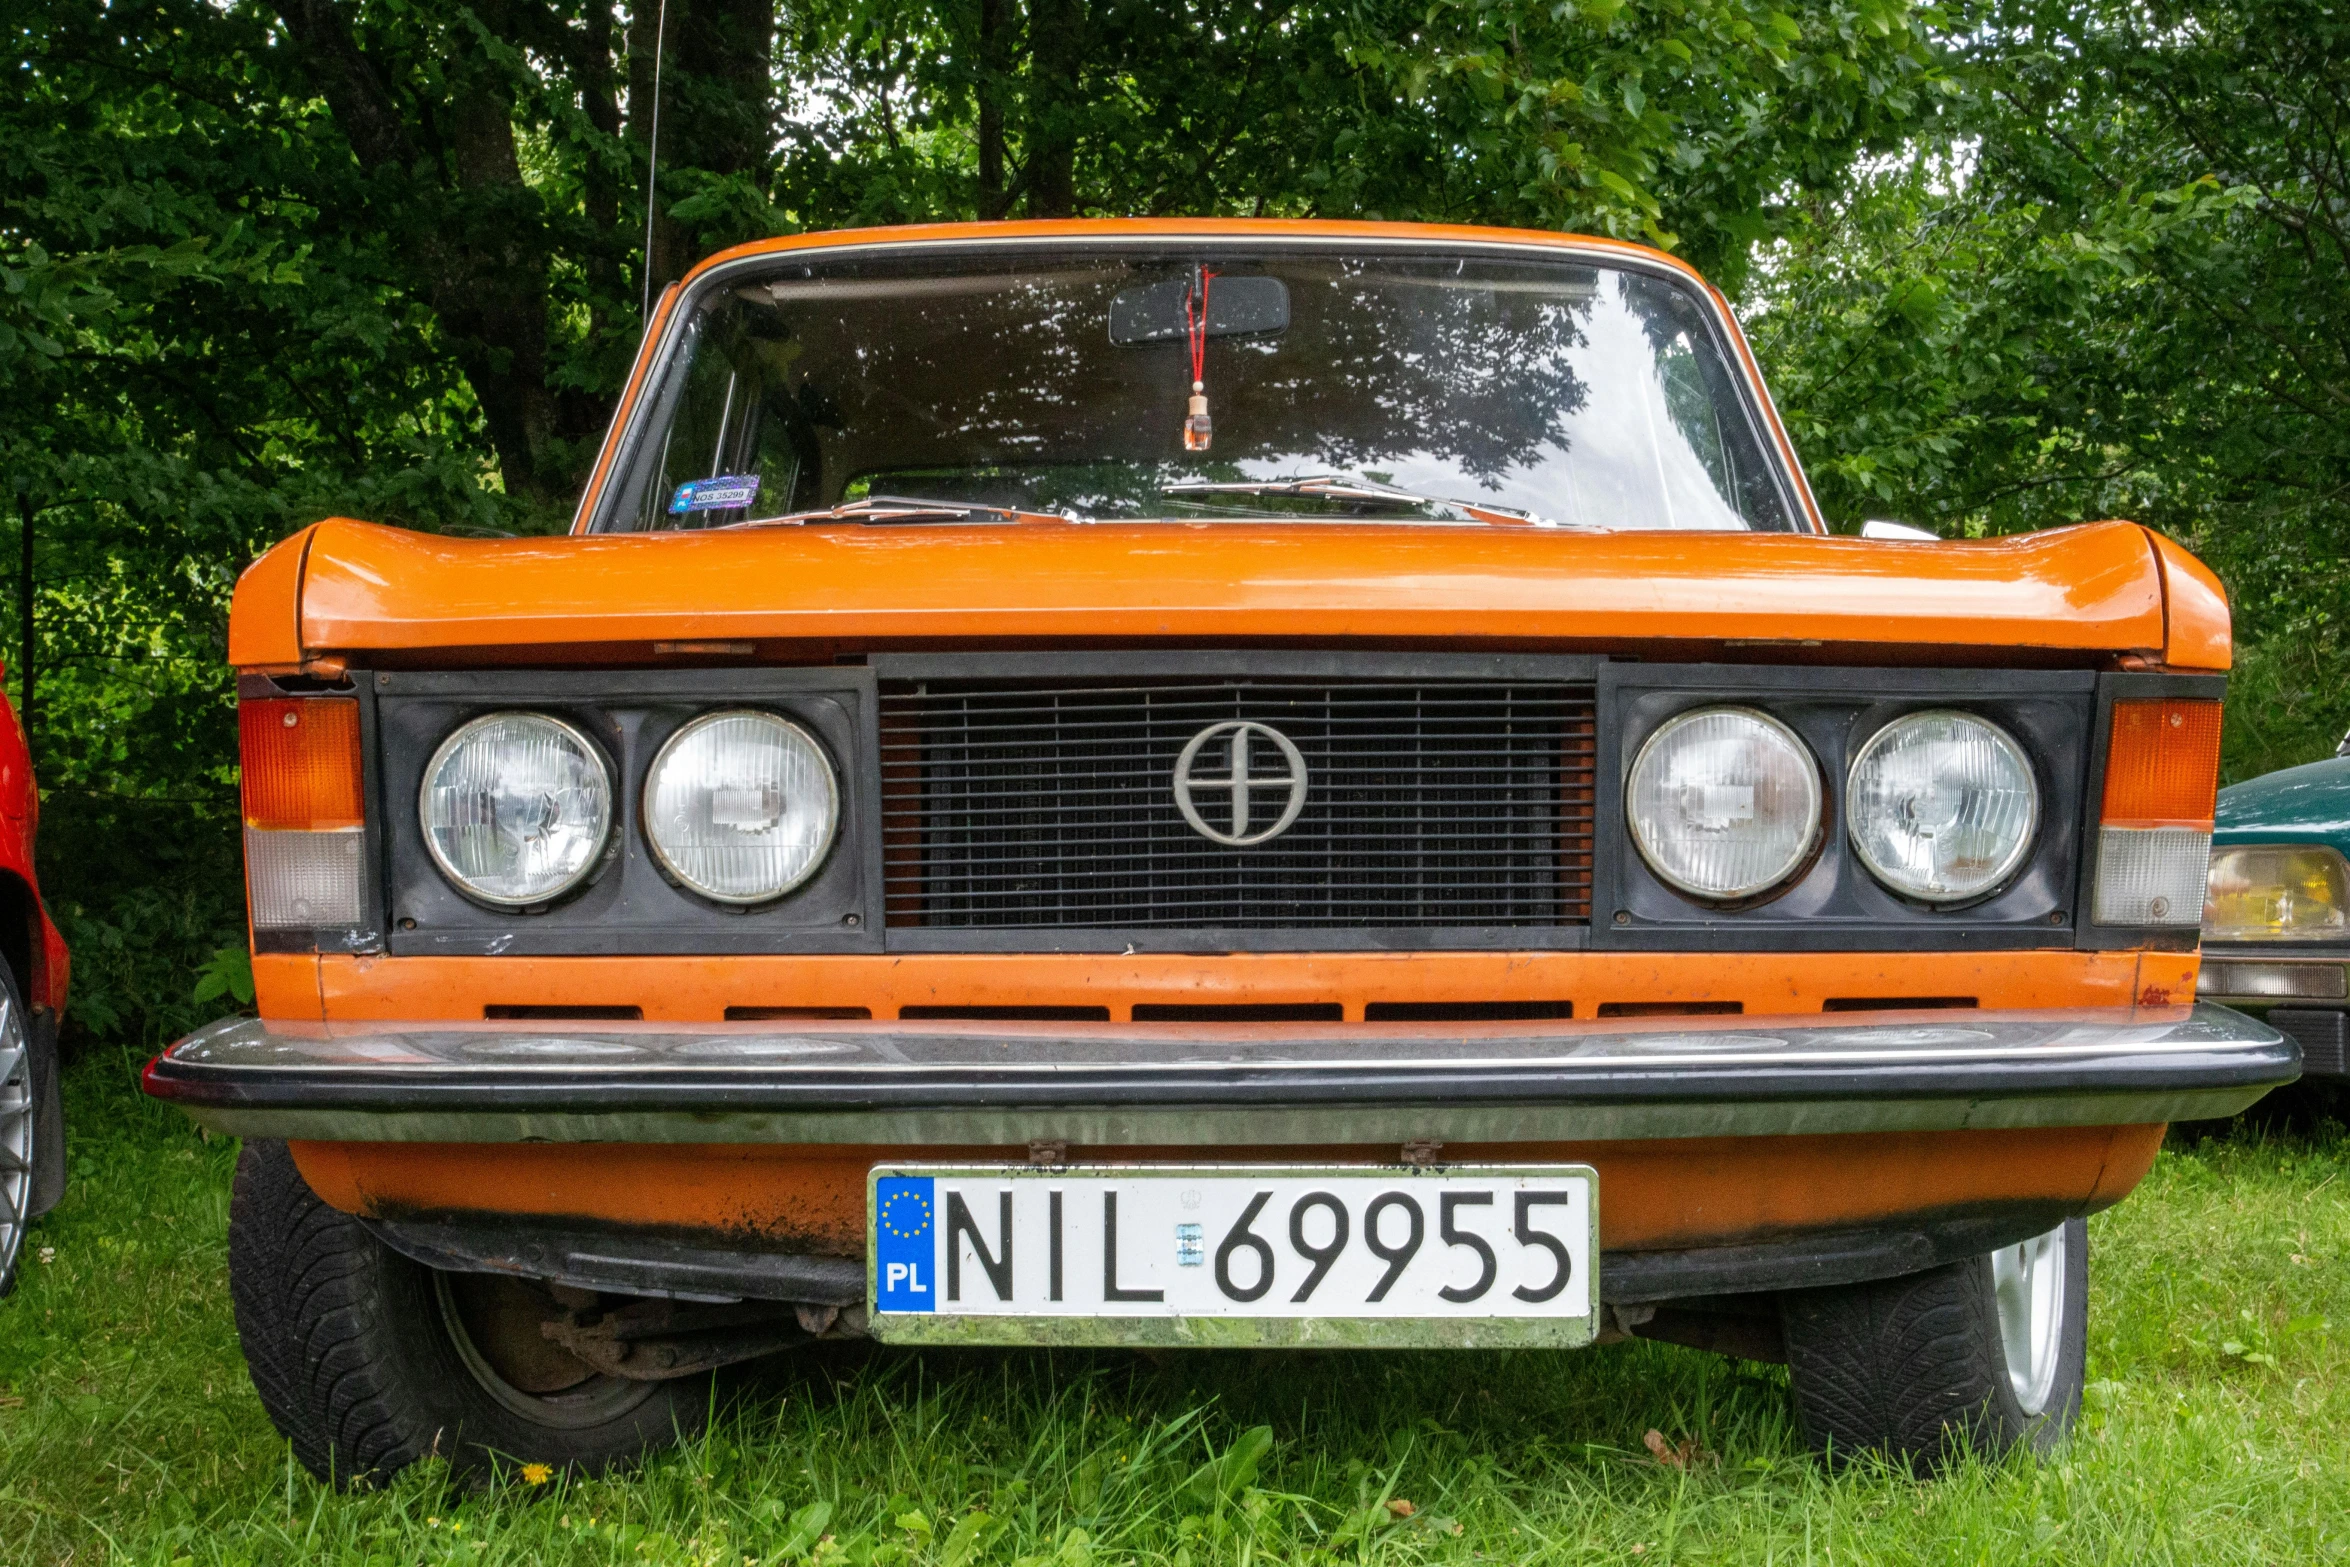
[1780,1218,2087,1469]
[228,1138,712,1485]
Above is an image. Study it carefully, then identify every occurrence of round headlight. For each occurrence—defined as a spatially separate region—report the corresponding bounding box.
[1847,710,2038,904]
[1627,707,1822,901]
[420,713,613,907]
[643,710,838,903]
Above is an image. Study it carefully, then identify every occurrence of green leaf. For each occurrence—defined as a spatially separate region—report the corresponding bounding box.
[1181,1425,1276,1507]
[940,1512,1000,1567]
[779,1500,835,1556]
[191,944,253,1007]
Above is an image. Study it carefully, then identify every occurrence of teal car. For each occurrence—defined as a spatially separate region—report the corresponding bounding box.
[2201,751,2350,1077]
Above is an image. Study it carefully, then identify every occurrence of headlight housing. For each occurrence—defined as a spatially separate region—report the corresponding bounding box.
[1847,711,2039,904]
[643,710,839,903]
[1626,707,1822,901]
[2204,845,2350,941]
[420,713,614,907]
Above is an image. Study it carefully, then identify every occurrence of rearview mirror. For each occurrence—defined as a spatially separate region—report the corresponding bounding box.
[1109,275,1290,344]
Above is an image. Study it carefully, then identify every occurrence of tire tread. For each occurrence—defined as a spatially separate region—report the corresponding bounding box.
[228,1137,710,1485]
[1780,1220,2086,1469]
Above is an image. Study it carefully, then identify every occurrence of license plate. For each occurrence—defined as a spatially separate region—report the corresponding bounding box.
[866,1165,1598,1348]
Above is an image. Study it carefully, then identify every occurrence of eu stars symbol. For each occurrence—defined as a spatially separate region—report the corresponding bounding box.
[875,1176,939,1313]
[881,1187,933,1240]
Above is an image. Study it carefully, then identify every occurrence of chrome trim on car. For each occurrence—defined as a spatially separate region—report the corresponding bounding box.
[145,1004,2293,1146]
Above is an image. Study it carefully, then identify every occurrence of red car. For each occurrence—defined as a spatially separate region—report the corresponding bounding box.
[0,685,68,1296]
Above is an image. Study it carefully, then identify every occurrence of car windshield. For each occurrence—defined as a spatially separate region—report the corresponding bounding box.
[595,244,1802,533]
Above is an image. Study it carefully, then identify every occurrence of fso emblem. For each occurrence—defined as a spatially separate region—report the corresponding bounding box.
[874,1176,938,1312]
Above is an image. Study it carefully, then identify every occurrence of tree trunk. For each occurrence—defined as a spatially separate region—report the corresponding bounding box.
[626,0,677,305]
[674,0,777,180]
[629,0,779,302]
[432,78,562,503]
[1025,0,1084,216]
[579,0,624,345]
[978,0,1012,217]
[273,0,578,507]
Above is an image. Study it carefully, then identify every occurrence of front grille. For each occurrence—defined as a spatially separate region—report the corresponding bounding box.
[881,678,1595,930]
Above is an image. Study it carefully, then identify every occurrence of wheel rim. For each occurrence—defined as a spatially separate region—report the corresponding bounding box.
[1991,1222,2068,1416]
[0,986,33,1287]
[431,1272,660,1430]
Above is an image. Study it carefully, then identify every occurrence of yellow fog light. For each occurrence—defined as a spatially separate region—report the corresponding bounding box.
[2202,845,2350,942]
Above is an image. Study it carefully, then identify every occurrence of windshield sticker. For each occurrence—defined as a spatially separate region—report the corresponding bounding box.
[671,475,761,514]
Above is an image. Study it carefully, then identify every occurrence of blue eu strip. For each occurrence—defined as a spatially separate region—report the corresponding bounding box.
[874,1176,938,1313]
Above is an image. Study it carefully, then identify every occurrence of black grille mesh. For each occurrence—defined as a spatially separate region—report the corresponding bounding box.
[881,678,1595,930]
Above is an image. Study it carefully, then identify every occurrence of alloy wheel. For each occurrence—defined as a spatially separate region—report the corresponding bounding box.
[0,986,32,1294]
[1990,1222,2069,1416]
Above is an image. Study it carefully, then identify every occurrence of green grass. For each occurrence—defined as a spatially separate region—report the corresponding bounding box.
[8,1054,2350,1565]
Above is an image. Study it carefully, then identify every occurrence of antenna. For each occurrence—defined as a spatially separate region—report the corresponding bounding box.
[639,0,671,323]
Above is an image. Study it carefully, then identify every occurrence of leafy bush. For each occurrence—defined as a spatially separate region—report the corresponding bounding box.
[38,791,242,1054]
[2223,632,2350,786]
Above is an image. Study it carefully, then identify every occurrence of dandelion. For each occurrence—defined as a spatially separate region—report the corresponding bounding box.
[521,1463,554,1486]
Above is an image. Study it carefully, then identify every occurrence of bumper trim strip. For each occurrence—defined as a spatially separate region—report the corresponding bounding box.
[144,1004,2294,1145]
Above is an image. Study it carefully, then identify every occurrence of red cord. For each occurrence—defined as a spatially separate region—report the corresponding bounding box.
[1185,268,1217,386]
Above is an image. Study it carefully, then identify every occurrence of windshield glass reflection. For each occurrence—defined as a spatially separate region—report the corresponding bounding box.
[598,247,1799,533]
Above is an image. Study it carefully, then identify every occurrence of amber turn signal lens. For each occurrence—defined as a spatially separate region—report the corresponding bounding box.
[2092,698,2222,928]
[2100,699,2223,828]
[241,698,364,830]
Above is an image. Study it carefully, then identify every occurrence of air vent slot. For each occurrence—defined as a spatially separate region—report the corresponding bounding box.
[484,1004,644,1021]
[1596,1002,1741,1019]
[1131,1002,1344,1023]
[725,1006,873,1021]
[898,1005,1113,1022]
[1364,1000,1574,1022]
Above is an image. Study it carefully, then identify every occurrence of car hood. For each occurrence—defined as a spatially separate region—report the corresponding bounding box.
[2216,756,2350,856]
[229,515,2226,671]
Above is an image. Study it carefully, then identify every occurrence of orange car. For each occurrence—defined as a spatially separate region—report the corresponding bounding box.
[144,220,2287,1479]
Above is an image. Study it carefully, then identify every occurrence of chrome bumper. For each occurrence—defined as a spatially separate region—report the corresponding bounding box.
[144,1004,2294,1145]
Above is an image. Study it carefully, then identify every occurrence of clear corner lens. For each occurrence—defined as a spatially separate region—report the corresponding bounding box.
[1847,711,2038,904]
[419,713,613,907]
[1626,707,1822,901]
[644,711,839,903]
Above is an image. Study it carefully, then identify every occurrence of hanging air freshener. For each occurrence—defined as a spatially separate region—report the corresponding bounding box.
[1182,268,1216,452]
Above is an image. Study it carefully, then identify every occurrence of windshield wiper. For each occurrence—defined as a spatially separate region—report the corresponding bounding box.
[718,495,1026,529]
[1160,474,1588,528]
